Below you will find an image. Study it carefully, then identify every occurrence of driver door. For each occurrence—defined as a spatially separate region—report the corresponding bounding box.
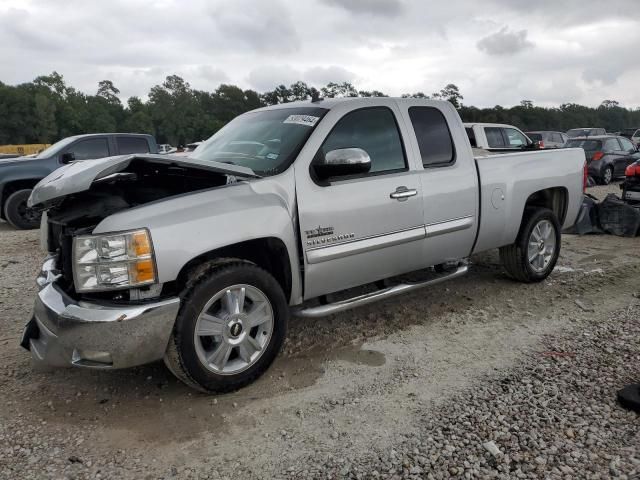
[294,104,425,300]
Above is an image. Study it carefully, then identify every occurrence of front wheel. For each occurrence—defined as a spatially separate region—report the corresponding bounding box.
[500,208,561,283]
[164,260,288,393]
[4,189,41,230]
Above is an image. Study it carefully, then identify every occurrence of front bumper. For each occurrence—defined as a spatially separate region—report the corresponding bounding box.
[21,255,180,369]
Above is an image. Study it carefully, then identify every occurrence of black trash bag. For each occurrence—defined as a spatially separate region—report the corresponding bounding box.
[565,194,602,235]
[617,383,640,413]
[597,193,640,237]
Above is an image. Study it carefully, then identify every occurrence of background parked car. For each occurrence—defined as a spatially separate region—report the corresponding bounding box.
[526,131,568,149]
[566,128,606,138]
[464,123,536,153]
[0,133,158,229]
[158,143,175,154]
[620,128,640,146]
[565,135,638,185]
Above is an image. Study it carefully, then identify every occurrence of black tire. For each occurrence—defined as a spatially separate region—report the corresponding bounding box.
[600,166,613,185]
[164,259,288,393]
[3,189,41,230]
[499,207,561,283]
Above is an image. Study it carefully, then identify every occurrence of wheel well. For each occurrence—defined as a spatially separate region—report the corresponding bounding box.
[1,179,42,211]
[173,238,292,302]
[523,187,568,225]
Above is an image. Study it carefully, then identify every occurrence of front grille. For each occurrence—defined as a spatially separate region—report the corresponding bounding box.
[47,219,74,289]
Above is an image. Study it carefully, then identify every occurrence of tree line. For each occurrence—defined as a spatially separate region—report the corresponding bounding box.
[1,72,638,145]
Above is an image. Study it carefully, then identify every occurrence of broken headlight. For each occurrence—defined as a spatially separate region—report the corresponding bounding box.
[72,229,157,292]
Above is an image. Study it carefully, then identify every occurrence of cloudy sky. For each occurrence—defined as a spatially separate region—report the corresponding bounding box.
[1,0,639,107]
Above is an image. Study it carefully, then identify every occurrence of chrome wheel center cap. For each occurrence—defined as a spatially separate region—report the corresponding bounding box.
[538,240,545,251]
[229,322,243,338]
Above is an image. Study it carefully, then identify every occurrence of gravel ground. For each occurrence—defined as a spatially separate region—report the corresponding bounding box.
[0,182,639,479]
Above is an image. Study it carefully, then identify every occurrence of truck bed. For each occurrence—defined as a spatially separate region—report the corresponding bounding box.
[472,148,586,253]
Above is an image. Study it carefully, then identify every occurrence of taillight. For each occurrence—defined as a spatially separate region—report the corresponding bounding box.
[538,141,544,149]
[592,151,604,161]
[583,162,588,192]
[625,163,640,177]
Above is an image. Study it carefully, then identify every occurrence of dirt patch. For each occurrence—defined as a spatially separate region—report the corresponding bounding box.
[1,203,639,478]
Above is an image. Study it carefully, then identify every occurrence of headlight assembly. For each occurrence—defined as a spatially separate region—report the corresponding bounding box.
[72,229,157,292]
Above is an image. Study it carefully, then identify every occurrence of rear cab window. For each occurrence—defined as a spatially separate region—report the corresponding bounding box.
[408,107,455,167]
[117,136,150,155]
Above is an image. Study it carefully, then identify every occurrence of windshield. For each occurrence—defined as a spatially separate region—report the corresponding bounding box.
[527,133,543,141]
[35,137,76,158]
[565,139,602,150]
[190,107,328,176]
[566,129,592,138]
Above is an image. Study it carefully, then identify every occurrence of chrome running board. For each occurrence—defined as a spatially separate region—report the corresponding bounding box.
[293,265,468,318]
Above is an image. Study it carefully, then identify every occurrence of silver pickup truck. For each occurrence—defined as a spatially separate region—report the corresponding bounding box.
[21,98,586,393]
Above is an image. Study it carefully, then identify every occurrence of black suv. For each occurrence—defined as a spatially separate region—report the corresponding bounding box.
[565,135,638,185]
[0,133,157,229]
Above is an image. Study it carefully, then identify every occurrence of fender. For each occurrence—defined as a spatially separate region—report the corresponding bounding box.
[93,171,303,304]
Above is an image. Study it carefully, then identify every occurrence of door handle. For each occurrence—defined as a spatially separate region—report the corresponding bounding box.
[390,186,417,201]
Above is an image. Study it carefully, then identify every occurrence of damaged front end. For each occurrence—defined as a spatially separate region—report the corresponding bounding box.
[22,154,257,368]
[31,153,257,300]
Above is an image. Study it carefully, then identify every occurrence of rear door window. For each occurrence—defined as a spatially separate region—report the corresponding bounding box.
[117,136,150,155]
[408,107,455,167]
[67,138,110,160]
[485,127,505,148]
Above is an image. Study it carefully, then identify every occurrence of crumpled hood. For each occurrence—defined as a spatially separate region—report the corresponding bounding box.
[28,153,259,208]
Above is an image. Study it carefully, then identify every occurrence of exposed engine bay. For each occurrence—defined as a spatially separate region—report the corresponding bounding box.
[45,158,230,229]
[42,158,234,298]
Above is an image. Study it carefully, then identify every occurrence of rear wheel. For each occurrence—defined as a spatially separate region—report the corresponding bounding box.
[601,166,613,185]
[3,189,41,230]
[164,260,288,393]
[500,208,561,283]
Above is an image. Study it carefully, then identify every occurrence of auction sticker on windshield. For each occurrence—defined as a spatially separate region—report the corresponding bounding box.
[283,115,320,127]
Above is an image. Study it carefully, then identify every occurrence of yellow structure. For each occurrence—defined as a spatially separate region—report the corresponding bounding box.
[0,144,50,156]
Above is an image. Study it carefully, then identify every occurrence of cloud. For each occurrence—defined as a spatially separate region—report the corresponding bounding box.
[477,27,534,56]
[1,0,640,108]
[320,0,403,16]
[247,65,302,91]
[304,66,356,86]
[210,0,300,53]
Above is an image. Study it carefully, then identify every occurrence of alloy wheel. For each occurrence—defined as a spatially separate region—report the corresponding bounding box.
[527,219,557,273]
[193,284,274,375]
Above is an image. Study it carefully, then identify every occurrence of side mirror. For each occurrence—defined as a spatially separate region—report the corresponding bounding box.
[314,148,371,179]
[60,152,75,164]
